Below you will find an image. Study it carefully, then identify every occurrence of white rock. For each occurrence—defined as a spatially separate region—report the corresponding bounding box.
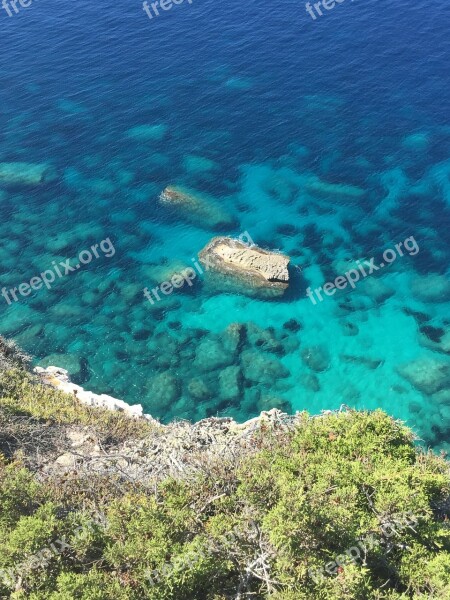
[34,366,149,420]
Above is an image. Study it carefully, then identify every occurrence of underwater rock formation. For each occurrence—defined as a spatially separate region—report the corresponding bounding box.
[125,123,168,141]
[305,175,366,200]
[241,350,290,384]
[159,185,235,230]
[410,274,450,303]
[31,312,310,424]
[187,377,214,400]
[198,236,290,298]
[219,365,242,401]
[146,372,182,410]
[397,357,450,395]
[301,345,331,373]
[0,162,55,186]
[194,338,235,371]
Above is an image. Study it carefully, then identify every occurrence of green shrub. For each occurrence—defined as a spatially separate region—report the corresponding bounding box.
[0,374,450,600]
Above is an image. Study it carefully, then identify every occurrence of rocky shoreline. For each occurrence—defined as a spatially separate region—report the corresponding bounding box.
[33,364,299,432]
[31,363,307,484]
[34,365,152,419]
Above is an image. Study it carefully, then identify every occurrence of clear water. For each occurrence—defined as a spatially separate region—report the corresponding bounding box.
[0,0,449,447]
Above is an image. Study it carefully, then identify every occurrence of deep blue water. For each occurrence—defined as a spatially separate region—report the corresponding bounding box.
[1,0,449,446]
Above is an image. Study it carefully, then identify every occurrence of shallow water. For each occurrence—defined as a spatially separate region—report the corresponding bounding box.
[0,0,449,447]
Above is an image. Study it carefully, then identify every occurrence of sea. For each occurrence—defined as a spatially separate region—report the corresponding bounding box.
[1,0,449,448]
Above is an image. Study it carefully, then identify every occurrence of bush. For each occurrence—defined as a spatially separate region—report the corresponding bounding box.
[0,369,449,599]
[0,337,31,372]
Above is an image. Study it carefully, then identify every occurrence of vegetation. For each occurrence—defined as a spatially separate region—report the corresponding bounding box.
[0,368,153,442]
[0,338,450,599]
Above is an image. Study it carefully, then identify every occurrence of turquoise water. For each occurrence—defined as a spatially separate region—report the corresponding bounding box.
[0,0,449,447]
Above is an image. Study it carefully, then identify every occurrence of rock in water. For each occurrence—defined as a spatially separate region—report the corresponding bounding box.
[410,274,450,303]
[159,185,235,230]
[126,124,167,141]
[304,176,366,200]
[39,353,82,378]
[397,358,450,395]
[198,236,290,298]
[0,162,56,186]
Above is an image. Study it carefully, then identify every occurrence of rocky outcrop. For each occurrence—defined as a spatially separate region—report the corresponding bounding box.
[0,162,56,186]
[36,406,301,484]
[33,364,298,444]
[198,236,290,297]
[38,354,82,378]
[159,185,235,230]
[34,366,150,420]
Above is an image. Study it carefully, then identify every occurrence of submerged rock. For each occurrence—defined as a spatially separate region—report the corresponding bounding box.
[440,331,450,354]
[241,350,290,384]
[305,176,366,200]
[0,162,56,186]
[159,185,235,230]
[417,325,450,356]
[402,132,430,151]
[222,322,245,355]
[300,373,321,392]
[187,377,214,400]
[410,274,450,303]
[361,278,395,304]
[341,321,359,336]
[433,389,450,406]
[246,322,284,354]
[147,372,181,409]
[257,395,291,413]
[219,365,242,402]
[283,318,302,333]
[126,124,168,141]
[194,338,234,371]
[397,358,450,395]
[340,354,383,370]
[144,260,192,286]
[183,154,218,173]
[198,237,290,298]
[301,345,330,373]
